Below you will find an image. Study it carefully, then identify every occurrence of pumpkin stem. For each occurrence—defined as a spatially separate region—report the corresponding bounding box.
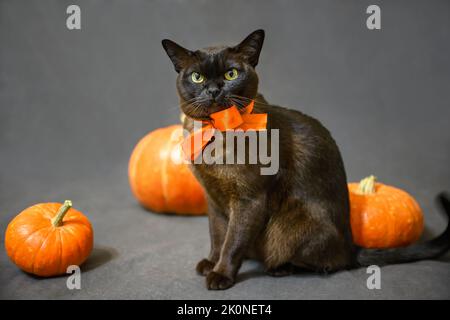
[357,175,377,195]
[52,200,72,227]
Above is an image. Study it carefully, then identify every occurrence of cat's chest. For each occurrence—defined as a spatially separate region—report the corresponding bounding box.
[192,163,250,192]
[190,162,263,209]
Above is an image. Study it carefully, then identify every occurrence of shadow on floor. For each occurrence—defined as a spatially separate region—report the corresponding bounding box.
[22,246,118,280]
[81,245,118,272]
[236,263,321,285]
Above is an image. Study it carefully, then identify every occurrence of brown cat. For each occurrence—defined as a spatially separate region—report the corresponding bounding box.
[162,30,450,290]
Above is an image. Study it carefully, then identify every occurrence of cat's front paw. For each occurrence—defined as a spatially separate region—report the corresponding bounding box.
[206,271,234,290]
[196,259,215,276]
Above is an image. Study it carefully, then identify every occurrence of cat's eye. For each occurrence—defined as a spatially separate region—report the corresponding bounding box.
[191,72,205,84]
[224,68,239,81]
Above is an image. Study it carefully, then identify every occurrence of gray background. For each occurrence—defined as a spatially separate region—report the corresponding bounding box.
[1,0,449,299]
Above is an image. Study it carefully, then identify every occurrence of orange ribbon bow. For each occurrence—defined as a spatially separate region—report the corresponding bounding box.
[181,100,267,161]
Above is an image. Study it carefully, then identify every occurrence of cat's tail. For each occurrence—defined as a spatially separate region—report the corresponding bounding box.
[356,192,450,267]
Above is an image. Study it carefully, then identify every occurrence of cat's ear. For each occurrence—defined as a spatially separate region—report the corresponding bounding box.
[233,29,265,67]
[161,39,193,73]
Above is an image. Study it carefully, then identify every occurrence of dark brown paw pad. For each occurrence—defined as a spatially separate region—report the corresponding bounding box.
[206,271,234,290]
[196,259,215,276]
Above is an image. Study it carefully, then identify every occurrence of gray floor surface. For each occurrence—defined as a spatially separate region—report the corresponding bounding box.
[1,0,449,299]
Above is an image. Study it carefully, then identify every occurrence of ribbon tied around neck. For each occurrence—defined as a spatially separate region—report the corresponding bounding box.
[181,100,268,161]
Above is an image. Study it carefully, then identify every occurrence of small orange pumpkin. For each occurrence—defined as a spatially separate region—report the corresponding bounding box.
[349,175,424,248]
[5,200,93,277]
[128,124,207,215]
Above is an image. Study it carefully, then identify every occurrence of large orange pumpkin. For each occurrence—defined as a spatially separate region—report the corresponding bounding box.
[349,175,424,248]
[5,200,93,277]
[128,124,207,215]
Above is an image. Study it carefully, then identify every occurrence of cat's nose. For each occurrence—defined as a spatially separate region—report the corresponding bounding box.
[207,87,220,99]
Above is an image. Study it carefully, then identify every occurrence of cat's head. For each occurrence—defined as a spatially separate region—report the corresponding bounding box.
[162,30,265,120]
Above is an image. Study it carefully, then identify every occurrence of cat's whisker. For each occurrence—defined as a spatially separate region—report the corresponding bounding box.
[163,98,198,114]
[227,97,248,110]
[230,94,273,107]
[183,97,213,121]
[230,101,246,110]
